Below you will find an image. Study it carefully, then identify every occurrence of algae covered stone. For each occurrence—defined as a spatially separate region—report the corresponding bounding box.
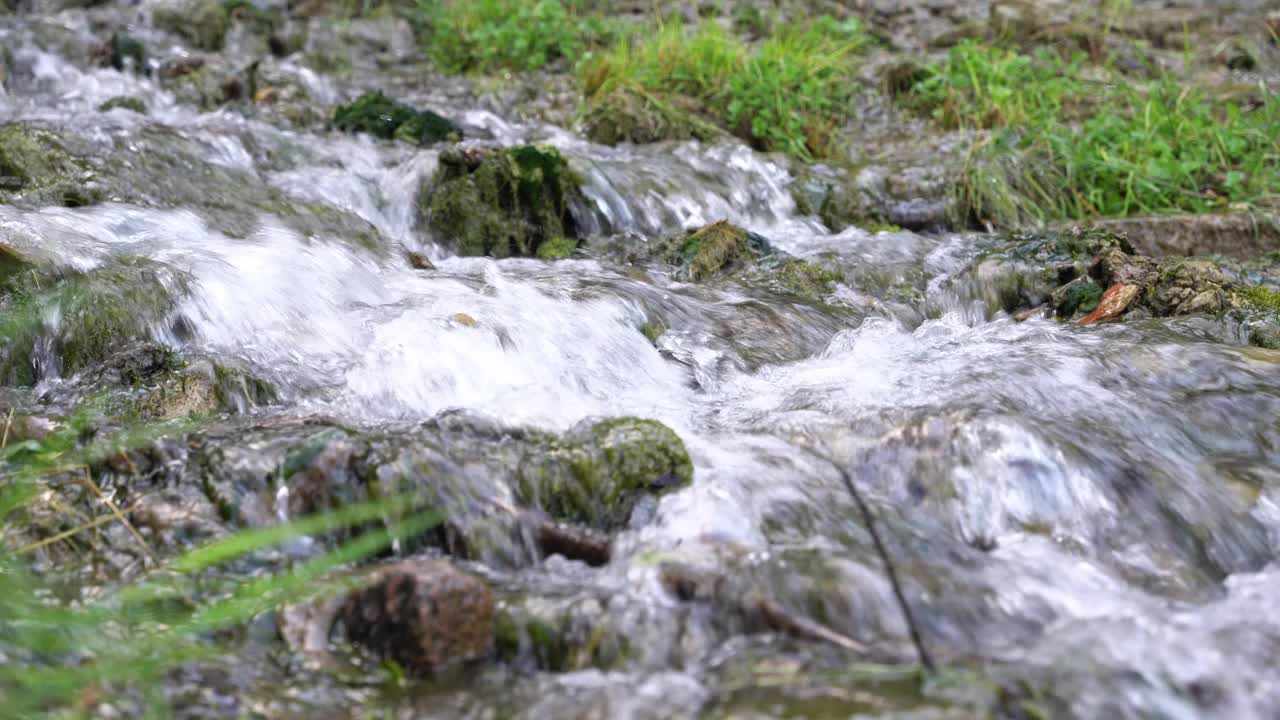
[332,91,460,146]
[518,417,693,532]
[105,32,147,72]
[0,123,101,207]
[0,257,189,386]
[420,144,583,258]
[662,220,771,282]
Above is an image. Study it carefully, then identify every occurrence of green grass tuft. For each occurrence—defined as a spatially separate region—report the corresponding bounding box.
[906,40,1280,227]
[583,17,872,160]
[416,0,616,73]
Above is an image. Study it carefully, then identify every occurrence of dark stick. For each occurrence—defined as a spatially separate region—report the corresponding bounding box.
[798,443,937,674]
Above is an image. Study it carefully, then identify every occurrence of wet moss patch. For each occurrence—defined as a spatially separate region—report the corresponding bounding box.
[518,417,693,532]
[332,91,461,146]
[0,124,101,208]
[98,96,148,114]
[420,144,582,258]
[106,32,147,72]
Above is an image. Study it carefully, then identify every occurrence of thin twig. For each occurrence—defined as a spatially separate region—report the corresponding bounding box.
[1,406,13,449]
[16,504,138,555]
[796,442,937,674]
[81,468,156,566]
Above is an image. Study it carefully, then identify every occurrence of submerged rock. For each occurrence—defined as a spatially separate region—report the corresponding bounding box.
[158,54,248,111]
[419,144,582,258]
[338,558,495,675]
[0,123,101,207]
[332,91,460,146]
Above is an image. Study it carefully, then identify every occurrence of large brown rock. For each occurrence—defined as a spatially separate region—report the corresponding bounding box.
[338,558,495,674]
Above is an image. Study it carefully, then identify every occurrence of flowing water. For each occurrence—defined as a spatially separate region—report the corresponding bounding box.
[3,10,1280,720]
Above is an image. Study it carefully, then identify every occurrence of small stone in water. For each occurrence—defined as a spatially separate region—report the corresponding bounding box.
[406,251,434,270]
[338,558,495,675]
[450,312,478,327]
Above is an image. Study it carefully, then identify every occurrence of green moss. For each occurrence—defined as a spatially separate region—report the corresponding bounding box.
[332,91,461,146]
[421,145,581,258]
[153,0,230,51]
[108,32,147,72]
[774,258,842,299]
[674,220,751,281]
[535,237,577,260]
[1248,327,1280,350]
[0,123,101,208]
[517,417,692,531]
[98,96,148,114]
[0,246,34,296]
[0,257,187,386]
[1239,285,1280,316]
[494,609,569,671]
[640,321,665,345]
[1053,277,1103,317]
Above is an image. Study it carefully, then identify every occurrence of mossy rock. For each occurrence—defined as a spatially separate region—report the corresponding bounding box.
[0,257,189,386]
[1050,276,1103,318]
[661,220,772,282]
[518,417,693,532]
[332,91,460,146]
[420,144,583,258]
[132,359,276,419]
[971,227,1268,324]
[791,167,865,232]
[1146,258,1230,317]
[0,245,35,296]
[769,257,843,300]
[106,32,147,72]
[98,96,147,114]
[963,227,1135,314]
[582,87,722,146]
[0,123,101,208]
[153,0,230,51]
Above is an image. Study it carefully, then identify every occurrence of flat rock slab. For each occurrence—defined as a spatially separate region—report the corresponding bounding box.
[1068,212,1280,259]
